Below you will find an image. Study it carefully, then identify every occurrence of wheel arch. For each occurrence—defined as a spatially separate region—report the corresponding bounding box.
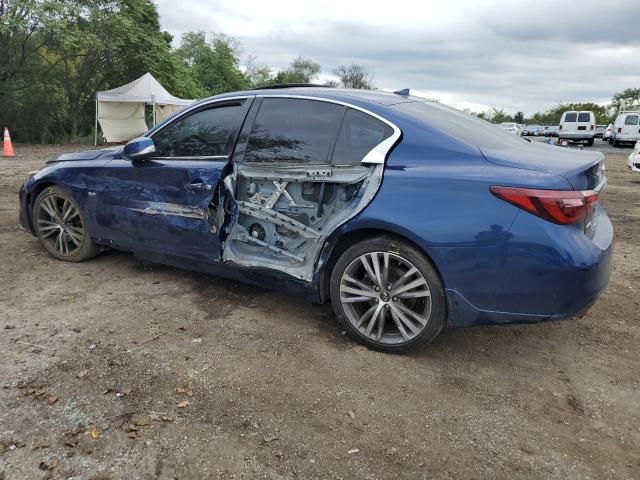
[316,225,446,304]
[25,181,58,230]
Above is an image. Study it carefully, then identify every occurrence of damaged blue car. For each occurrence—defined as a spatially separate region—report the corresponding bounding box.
[19,87,614,352]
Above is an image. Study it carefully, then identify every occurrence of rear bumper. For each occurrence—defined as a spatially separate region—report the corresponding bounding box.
[559,133,594,140]
[435,205,614,328]
[614,133,639,142]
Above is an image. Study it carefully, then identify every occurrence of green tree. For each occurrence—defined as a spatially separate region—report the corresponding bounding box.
[486,108,513,124]
[611,88,640,113]
[333,64,374,89]
[176,31,247,95]
[1,0,201,141]
[273,56,321,84]
[514,111,524,123]
[244,56,273,88]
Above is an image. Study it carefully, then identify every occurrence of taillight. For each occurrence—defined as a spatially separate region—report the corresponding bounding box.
[618,127,622,133]
[590,125,594,130]
[559,125,562,130]
[490,186,598,225]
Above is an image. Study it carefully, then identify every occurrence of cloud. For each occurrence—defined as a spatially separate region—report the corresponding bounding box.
[155,0,640,114]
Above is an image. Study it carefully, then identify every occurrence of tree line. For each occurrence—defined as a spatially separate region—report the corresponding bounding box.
[472,88,640,126]
[0,0,375,143]
[1,0,638,143]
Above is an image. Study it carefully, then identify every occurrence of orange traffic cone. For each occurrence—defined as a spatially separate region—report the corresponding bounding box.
[3,127,15,157]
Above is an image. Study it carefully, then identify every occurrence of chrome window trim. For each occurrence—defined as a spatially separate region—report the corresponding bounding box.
[149,94,402,165]
[149,155,230,161]
[594,175,607,194]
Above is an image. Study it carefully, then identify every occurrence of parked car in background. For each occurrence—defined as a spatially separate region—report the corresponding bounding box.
[628,141,640,173]
[611,111,640,146]
[500,122,522,136]
[545,126,559,137]
[523,125,543,136]
[603,123,613,141]
[595,125,606,138]
[18,87,613,352]
[559,111,596,146]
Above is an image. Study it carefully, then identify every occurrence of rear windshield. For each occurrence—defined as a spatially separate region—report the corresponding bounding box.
[578,113,591,122]
[564,113,577,122]
[392,101,527,149]
[625,115,639,126]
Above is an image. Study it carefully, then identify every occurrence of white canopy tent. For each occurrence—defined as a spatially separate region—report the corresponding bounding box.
[95,73,194,144]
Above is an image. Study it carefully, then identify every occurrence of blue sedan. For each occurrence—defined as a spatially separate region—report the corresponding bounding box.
[18,87,614,352]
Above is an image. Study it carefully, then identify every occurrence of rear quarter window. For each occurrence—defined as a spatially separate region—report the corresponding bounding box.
[624,115,639,126]
[578,113,591,122]
[564,113,577,122]
[331,109,393,166]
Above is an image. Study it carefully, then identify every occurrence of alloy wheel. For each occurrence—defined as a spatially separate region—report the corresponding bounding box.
[339,251,432,345]
[36,194,85,257]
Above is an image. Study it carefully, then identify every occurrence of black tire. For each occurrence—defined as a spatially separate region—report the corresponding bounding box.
[587,138,594,146]
[614,139,620,147]
[329,236,446,353]
[32,186,100,262]
[609,137,614,145]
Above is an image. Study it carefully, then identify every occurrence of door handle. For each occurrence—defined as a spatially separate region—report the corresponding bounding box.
[185,181,212,192]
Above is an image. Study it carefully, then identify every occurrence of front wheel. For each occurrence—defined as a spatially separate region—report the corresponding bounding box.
[330,237,446,352]
[32,186,99,262]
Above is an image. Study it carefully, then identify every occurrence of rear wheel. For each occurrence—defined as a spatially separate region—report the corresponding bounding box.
[32,186,99,262]
[587,138,594,146]
[330,237,446,352]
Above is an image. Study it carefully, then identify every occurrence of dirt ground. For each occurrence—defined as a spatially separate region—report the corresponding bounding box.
[1,141,639,480]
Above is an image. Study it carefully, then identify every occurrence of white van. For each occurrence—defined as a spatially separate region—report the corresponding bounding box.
[611,111,640,146]
[559,111,596,145]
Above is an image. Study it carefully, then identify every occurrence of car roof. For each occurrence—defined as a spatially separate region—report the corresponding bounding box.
[207,87,423,107]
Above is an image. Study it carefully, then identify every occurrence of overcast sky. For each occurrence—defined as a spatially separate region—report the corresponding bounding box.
[154,0,640,115]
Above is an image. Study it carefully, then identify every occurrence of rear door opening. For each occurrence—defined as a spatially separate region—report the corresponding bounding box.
[220,97,399,281]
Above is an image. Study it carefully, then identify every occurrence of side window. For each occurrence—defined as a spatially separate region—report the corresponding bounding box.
[564,113,577,122]
[244,98,344,164]
[153,102,244,157]
[332,109,393,165]
[625,115,639,126]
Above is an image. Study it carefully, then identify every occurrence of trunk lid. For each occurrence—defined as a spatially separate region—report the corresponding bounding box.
[480,142,604,190]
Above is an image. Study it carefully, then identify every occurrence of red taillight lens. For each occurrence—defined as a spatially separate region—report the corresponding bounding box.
[590,125,594,130]
[618,127,622,133]
[559,125,562,130]
[490,186,598,225]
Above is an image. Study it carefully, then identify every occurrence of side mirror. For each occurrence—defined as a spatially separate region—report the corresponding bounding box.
[123,137,155,160]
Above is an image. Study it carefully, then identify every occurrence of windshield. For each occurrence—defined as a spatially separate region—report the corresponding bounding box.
[393,102,528,149]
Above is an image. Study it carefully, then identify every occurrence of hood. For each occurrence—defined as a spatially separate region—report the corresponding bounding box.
[46,147,123,164]
[480,141,604,190]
